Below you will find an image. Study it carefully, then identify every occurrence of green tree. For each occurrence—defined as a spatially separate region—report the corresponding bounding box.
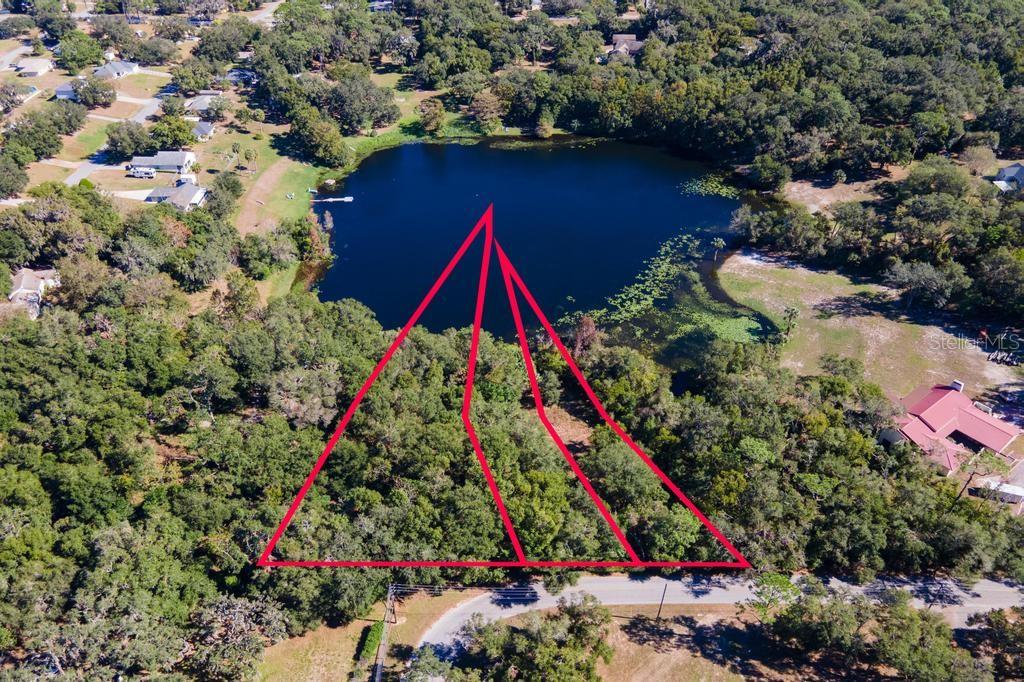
[57,31,104,72]
[150,115,198,150]
[106,121,154,160]
[874,590,989,681]
[418,98,446,136]
[71,76,116,108]
[746,573,800,624]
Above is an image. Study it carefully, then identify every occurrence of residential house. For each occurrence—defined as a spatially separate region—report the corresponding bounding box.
[993,163,1024,193]
[54,81,78,101]
[129,150,197,174]
[93,60,139,80]
[888,381,1021,475]
[368,0,393,11]
[184,91,222,116]
[7,267,59,320]
[607,33,645,57]
[16,57,53,77]
[192,120,215,141]
[145,179,208,212]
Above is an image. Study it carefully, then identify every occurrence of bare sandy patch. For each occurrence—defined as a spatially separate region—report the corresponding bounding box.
[784,164,909,215]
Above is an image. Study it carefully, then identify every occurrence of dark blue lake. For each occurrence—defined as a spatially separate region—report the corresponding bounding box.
[315,140,742,334]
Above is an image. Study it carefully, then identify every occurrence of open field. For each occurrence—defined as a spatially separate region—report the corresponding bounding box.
[718,249,1022,399]
[597,605,744,682]
[57,118,108,161]
[259,619,364,682]
[94,99,142,119]
[116,72,171,99]
[24,162,71,188]
[255,261,301,303]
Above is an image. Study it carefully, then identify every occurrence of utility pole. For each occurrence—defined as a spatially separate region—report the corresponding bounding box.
[656,582,668,622]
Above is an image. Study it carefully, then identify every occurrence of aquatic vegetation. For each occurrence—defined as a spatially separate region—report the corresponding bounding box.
[589,234,704,325]
[563,232,766,367]
[679,173,741,199]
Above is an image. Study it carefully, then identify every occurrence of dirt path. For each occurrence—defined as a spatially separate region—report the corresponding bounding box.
[236,158,291,236]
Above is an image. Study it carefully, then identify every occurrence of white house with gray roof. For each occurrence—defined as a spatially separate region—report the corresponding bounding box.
[7,267,59,320]
[129,150,196,174]
[994,163,1024,193]
[192,120,215,141]
[93,60,139,80]
[145,179,208,211]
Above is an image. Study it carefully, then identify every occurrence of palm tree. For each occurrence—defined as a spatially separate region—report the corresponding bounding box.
[711,237,726,262]
[782,306,799,338]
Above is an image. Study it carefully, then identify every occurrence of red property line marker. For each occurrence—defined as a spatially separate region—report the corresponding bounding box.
[258,206,750,569]
[460,217,527,563]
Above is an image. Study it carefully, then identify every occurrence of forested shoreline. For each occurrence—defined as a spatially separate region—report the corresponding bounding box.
[1,187,1023,677]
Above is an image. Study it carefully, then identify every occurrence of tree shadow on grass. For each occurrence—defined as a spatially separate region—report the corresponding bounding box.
[622,614,885,681]
[813,290,896,319]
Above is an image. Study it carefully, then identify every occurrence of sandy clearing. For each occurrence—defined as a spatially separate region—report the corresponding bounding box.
[784,164,910,215]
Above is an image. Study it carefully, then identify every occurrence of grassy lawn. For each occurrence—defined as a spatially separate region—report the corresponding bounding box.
[259,618,366,682]
[95,99,142,119]
[57,118,109,161]
[597,605,744,682]
[194,123,322,234]
[259,590,480,682]
[24,162,71,188]
[255,261,300,303]
[116,72,171,99]
[87,168,163,191]
[718,249,1022,399]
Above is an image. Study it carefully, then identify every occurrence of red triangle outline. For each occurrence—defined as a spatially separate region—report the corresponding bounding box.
[258,205,750,569]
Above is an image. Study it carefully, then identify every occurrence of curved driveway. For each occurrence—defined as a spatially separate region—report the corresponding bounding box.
[418,574,1024,650]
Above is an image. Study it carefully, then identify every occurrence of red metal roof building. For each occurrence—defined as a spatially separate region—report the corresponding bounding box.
[895,383,1021,474]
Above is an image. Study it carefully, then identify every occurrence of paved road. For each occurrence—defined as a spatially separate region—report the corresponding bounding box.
[63,160,123,186]
[251,0,284,24]
[417,575,1024,649]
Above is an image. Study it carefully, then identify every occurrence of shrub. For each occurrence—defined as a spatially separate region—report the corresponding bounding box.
[357,621,384,663]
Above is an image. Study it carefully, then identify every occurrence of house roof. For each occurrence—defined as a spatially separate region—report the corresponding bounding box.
[93,60,137,79]
[982,478,1024,496]
[897,384,1021,471]
[54,82,76,95]
[148,180,207,210]
[16,57,52,71]
[131,150,195,168]
[192,121,215,136]
[9,267,58,298]
[998,163,1024,181]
